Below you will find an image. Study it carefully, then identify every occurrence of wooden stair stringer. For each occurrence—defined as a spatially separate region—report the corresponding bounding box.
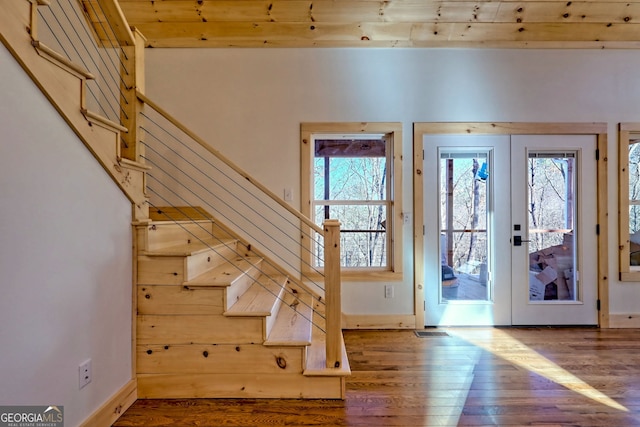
[0,0,148,220]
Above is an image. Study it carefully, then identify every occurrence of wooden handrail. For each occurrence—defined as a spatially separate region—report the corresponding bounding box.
[136,90,324,235]
[82,108,128,133]
[87,0,135,47]
[32,41,95,80]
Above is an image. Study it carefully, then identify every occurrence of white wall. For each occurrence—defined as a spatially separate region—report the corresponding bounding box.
[145,47,640,318]
[0,44,132,426]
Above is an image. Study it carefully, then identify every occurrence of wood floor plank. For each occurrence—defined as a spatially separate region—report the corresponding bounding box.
[113,328,640,426]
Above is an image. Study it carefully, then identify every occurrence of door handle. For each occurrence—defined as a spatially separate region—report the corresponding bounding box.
[513,235,531,246]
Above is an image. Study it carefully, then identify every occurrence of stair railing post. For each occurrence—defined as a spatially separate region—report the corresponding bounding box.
[323,219,342,369]
[120,28,146,163]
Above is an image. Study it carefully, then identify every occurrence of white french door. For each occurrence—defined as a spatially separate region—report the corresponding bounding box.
[423,134,598,326]
[423,134,512,325]
[510,135,598,325]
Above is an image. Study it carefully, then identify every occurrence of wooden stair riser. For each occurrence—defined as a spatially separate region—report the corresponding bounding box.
[265,294,284,339]
[186,246,234,281]
[149,206,212,221]
[137,344,304,375]
[264,280,287,338]
[137,373,345,399]
[137,243,238,285]
[138,285,225,315]
[149,210,237,246]
[137,315,264,345]
[137,256,183,285]
[224,263,263,311]
[145,221,216,252]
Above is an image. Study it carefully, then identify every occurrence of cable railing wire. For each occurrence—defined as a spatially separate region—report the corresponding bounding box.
[141,140,326,296]
[81,0,130,63]
[139,111,324,258]
[140,138,326,294]
[138,139,323,271]
[145,191,325,323]
[37,0,130,123]
[38,7,121,121]
[143,197,327,334]
[36,10,112,119]
[139,112,327,277]
[32,0,332,338]
[79,0,131,77]
[139,106,332,308]
[58,0,126,106]
[143,159,326,297]
[64,0,131,95]
[141,145,303,266]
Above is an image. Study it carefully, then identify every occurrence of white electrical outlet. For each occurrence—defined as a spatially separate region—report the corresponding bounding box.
[284,188,293,202]
[79,359,92,389]
[384,285,394,298]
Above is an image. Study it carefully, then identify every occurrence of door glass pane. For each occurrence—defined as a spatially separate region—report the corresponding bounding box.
[439,150,490,302]
[527,153,577,301]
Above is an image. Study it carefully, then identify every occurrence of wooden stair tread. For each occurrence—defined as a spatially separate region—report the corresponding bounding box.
[141,238,236,257]
[264,290,313,347]
[304,324,351,377]
[226,275,287,317]
[185,256,262,287]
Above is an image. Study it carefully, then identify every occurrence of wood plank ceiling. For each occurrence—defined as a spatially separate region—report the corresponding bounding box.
[109,0,640,48]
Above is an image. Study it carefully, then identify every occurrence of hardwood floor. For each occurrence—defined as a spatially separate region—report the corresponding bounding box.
[113,328,640,426]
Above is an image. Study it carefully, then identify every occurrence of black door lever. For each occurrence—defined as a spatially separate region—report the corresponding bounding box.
[513,235,531,246]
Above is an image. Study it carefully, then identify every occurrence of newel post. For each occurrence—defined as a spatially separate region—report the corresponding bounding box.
[323,219,342,369]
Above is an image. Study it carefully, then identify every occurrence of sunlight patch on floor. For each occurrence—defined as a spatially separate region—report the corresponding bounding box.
[446,328,629,412]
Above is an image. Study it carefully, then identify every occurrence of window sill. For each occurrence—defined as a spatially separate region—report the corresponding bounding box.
[620,271,640,282]
[303,270,404,283]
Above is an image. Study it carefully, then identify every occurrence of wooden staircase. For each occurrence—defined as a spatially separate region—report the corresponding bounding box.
[136,207,350,399]
[0,0,149,221]
[2,0,350,402]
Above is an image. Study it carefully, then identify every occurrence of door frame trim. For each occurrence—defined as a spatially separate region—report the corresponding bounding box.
[413,123,609,328]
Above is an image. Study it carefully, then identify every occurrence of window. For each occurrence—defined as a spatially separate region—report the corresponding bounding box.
[314,137,388,268]
[301,123,402,277]
[619,123,640,280]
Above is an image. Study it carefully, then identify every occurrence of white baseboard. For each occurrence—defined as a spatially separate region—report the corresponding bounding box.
[78,379,136,427]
